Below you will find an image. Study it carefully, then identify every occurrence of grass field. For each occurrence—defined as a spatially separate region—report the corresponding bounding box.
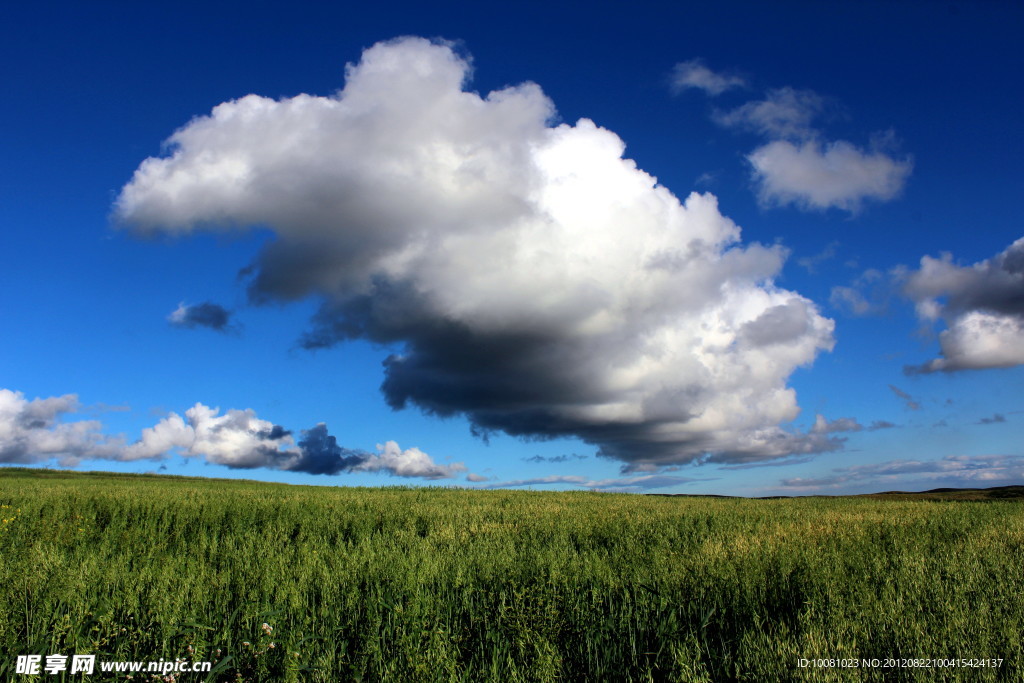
[1,468,1021,682]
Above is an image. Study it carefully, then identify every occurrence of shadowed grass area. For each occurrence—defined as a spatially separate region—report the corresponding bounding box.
[1,467,1021,681]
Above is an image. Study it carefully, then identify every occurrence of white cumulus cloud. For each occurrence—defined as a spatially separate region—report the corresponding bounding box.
[710,87,911,213]
[125,404,463,478]
[902,237,1024,373]
[0,389,123,466]
[123,403,294,468]
[2,387,460,480]
[116,37,837,469]
[356,441,466,479]
[748,139,912,212]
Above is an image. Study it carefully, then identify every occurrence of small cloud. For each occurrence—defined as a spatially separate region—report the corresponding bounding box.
[797,241,840,274]
[829,268,888,316]
[713,87,826,139]
[901,237,1024,373]
[888,385,921,411]
[694,171,719,188]
[522,453,588,464]
[711,85,910,214]
[868,420,897,430]
[88,402,132,413]
[717,455,816,471]
[977,413,1007,425]
[670,59,746,96]
[359,440,467,479]
[168,301,240,333]
[829,286,872,315]
[465,473,490,482]
[748,139,912,213]
[810,415,863,434]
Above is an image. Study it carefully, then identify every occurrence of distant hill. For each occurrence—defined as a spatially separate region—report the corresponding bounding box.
[861,485,1024,501]
[1,466,1022,500]
[651,485,1024,501]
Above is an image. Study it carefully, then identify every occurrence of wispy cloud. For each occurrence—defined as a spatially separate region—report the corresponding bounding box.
[810,415,864,434]
[797,241,839,274]
[670,59,746,96]
[713,87,826,139]
[888,385,921,411]
[780,454,1024,491]
[829,286,873,316]
[478,473,708,493]
[522,453,588,463]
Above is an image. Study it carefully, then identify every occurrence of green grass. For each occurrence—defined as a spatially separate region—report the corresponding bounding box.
[1,467,1021,681]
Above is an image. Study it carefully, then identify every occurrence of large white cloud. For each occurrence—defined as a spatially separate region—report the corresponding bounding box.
[903,237,1024,373]
[116,37,837,469]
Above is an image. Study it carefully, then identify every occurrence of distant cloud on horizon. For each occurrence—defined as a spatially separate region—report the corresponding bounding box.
[780,454,1024,492]
[0,387,470,481]
[477,473,710,493]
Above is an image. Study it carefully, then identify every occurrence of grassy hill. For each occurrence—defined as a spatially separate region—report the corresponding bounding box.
[1,467,1021,681]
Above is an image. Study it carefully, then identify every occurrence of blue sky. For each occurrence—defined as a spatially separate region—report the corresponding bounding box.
[2,0,1021,495]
